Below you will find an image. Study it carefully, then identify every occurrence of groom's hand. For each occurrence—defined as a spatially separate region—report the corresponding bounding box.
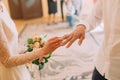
[61,24,86,48]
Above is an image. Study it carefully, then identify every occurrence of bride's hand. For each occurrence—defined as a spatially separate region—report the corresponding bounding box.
[40,37,62,56]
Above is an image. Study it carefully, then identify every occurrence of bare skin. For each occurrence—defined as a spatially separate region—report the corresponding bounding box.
[61,24,86,48]
[0,0,62,68]
[38,37,62,62]
[20,37,62,56]
[40,37,62,56]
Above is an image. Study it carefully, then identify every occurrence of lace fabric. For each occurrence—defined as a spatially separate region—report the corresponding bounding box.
[0,2,3,12]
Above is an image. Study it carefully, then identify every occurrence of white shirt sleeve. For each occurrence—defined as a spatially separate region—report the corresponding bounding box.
[79,0,103,32]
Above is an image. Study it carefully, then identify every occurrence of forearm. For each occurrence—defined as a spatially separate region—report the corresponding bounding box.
[2,49,44,68]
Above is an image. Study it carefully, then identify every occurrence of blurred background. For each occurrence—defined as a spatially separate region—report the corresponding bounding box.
[3,0,96,33]
[2,0,104,80]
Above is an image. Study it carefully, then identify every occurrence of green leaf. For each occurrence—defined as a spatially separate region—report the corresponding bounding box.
[46,53,52,59]
[27,38,34,44]
[43,35,47,38]
[27,45,30,47]
[26,65,29,69]
[44,58,48,63]
[27,47,33,52]
[39,37,42,41]
[39,63,44,70]
[32,59,39,65]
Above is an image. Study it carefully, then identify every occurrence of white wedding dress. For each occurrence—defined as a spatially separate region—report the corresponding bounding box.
[0,2,31,80]
[0,63,31,80]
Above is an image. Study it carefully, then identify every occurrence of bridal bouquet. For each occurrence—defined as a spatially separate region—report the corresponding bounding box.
[25,35,51,70]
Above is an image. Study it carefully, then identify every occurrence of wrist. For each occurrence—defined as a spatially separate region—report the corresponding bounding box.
[76,24,86,30]
[76,24,86,32]
[39,48,47,57]
[34,48,45,58]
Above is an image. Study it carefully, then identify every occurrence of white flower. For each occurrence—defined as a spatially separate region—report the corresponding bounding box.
[34,42,40,48]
